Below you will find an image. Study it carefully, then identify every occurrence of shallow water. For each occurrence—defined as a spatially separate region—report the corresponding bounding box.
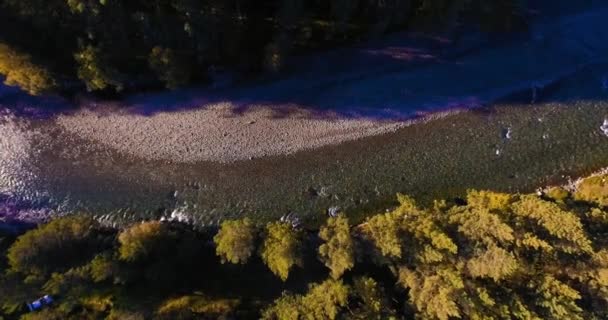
[2,3,608,227]
[2,94,608,228]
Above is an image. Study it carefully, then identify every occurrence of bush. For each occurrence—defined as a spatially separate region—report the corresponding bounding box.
[148,47,192,89]
[0,43,55,95]
[260,222,301,281]
[318,215,354,279]
[117,221,169,262]
[214,218,257,264]
[156,295,239,320]
[7,216,102,277]
[574,174,608,207]
[74,45,123,92]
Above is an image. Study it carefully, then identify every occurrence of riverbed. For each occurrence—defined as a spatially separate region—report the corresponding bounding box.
[1,2,608,228]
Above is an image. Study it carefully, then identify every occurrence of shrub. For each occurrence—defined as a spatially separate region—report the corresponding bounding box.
[0,43,55,95]
[318,215,354,279]
[260,222,301,281]
[214,218,257,264]
[148,47,191,89]
[7,216,101,277]
[574,174,608,207]
[74,45,123,92]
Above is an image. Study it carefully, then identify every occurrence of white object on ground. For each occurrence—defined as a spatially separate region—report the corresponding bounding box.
[600,119,608,136]
[503,127,512,140]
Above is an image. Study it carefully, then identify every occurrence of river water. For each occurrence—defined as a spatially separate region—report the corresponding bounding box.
[2,3,608,228]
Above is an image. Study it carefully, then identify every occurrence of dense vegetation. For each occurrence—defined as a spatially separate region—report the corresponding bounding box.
[1,173,607,319]
[0,0,527,95]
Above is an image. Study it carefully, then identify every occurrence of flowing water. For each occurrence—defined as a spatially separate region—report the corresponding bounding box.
[2,3,608,228]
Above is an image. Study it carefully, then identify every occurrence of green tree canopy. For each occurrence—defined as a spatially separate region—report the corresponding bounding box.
[318,214,354,279]
[214,218,257,264]
[262,279,349,320]
[574,174,608,207]
[7,216,102,277]
[260,221,301,281]
[74,44,123,92]
[0,43,55,95]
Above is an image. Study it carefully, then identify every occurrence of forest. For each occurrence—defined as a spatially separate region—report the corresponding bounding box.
[0,0,527,95]
[1,174,607,319]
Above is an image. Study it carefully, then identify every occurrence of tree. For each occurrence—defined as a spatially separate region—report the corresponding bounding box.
[318,214,354,279]
[156,295,239,320]
[511,195,593,254]
[88,252,118,283]
[74,44,123,92]
[449,206,515,246]
[262,279,349,320]
[398,265,464,320]
[7,216,102,277]
[260,222,301,281]
[466,189,512,211]
[148,46,192,89]
[350,276,395,319]
[261,293,302,320]
[574,174,608,207]
[301,279,349,320]
[118,221,169,262]
[106,309,145,320]
[361,210,403,259]
[534,275,584,320]
[214,218,257,264]
[0,43,55,95]
[466,245,519,282]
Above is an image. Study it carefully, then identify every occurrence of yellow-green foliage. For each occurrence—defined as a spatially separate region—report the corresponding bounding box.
[318,215,354,279]
[214,218,257,264]
[262,279,349,320]
[80,294,113,312]
[545,187,570,202]
[511,195,593,254]
[466,190,512,211]
[402,209,457,264]
[0,43,55,95]
[587,208,608,225]
[362,210,402,258]
[260,222,301,281]
[351,276,394,319]
[74,45,123,92]
[156,295,239,319]
[516,233,553,252]
[88,253,116,283]
[106,309,145,320]
[42,265,90,296]
[391,191,601,320]
[466,245,519,282]
[449,207,514,245]
[118,221,166,262]
[301,279,349,320]
[398,266,464,320]
[534,275,584,320]
[7,216,98,276]
[261,294,302,320]
[574,174,608,207]
[4,188,608,320]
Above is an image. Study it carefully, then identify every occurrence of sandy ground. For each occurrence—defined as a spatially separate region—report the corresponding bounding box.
[51,2,608,164]
[56,104,418,163]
